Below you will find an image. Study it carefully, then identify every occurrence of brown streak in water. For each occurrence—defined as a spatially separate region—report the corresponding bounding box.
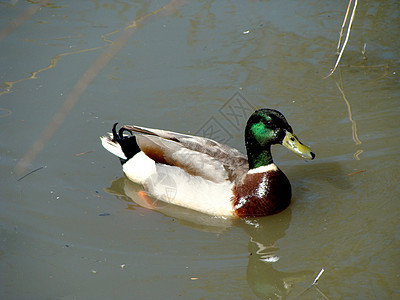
[74,151,94,157]
[15,0,188,175]
[347,170,366,176]
[0,0,51,43]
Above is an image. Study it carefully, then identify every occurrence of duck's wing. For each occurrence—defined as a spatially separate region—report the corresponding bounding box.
[122,125,249,184]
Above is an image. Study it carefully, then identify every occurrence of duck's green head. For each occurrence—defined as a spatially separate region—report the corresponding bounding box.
[245,108,315,169]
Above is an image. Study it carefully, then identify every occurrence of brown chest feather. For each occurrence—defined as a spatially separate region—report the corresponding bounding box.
[232,170,291,217]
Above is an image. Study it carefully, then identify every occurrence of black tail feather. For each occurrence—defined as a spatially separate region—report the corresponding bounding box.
[112,123,141,165]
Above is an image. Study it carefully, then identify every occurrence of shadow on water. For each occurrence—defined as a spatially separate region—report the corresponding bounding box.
[289,160,354,193]
[105,177,317,299]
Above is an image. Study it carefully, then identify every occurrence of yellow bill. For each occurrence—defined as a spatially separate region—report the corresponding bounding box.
[282,131,315,160]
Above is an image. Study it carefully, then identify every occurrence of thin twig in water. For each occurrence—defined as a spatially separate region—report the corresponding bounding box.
[297,268,326,298]
[312,268,325,285]
[17,166,44,181]
[324,0,358,79]
[336,0,353,53]
[315,286,331,300]
[361,43,367,60]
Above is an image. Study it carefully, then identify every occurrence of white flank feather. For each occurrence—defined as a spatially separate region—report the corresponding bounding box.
[122,151,156,185]
[121,153,235,216]
[144,163,235,217]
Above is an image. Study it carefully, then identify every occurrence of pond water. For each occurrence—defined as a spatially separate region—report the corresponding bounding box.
[1,0,399,299]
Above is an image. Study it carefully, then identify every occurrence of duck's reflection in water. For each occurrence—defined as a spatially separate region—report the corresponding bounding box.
[241,214,313,298]
[105,177,314,299]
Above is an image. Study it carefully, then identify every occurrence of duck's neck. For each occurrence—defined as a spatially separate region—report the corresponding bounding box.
[246,144,273,169]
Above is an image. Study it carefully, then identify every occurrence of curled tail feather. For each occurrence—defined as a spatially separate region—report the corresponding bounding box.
[100,123,141,165]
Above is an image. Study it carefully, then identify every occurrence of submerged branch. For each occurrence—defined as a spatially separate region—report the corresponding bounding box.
[17,166,45,181]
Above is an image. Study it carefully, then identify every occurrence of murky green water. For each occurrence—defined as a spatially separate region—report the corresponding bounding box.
[1,0,399,299]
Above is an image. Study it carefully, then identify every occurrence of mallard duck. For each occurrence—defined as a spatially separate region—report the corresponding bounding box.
[100,108,315,218]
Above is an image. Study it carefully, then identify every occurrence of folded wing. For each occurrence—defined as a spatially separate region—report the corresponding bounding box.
[123,125,248,184]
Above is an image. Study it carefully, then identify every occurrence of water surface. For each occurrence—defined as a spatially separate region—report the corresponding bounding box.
[1,0,399,298]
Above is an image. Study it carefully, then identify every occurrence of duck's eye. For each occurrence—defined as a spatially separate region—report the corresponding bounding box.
[290,137,295,142]
[264,121,273,127]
